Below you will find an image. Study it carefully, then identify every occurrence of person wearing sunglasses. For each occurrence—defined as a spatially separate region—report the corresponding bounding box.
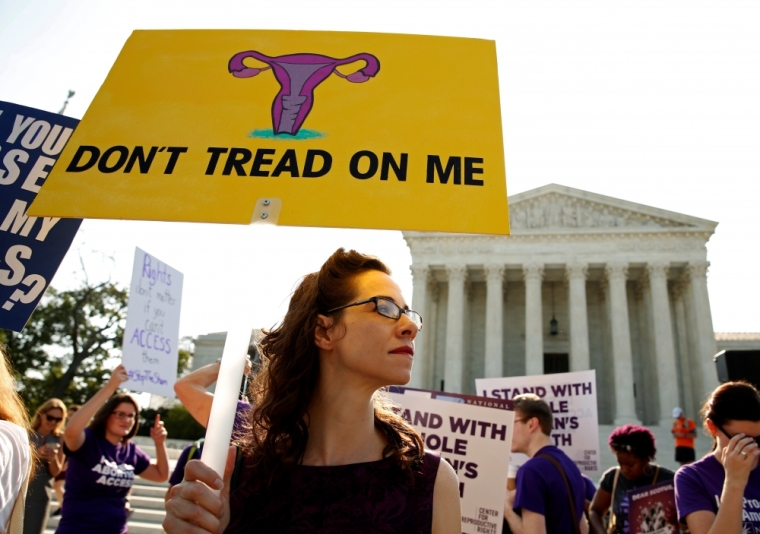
[164,249,461,534]
[675,381,760,534]
[23,398,66,534]
[57,365,169,534]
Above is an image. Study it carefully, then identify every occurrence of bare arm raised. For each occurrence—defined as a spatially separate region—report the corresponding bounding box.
[64,364,128,452]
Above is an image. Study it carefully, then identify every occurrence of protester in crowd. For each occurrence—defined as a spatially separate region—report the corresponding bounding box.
[503,394,589,534]
[165,354,252,495]
[0,346,32,534]
[56,364,169,534]
[672,406,697,466]
[164,248,461,533]
[675,381,760,534]
[174,354,253,429]
[582,473,596,514]
[165,438,204,501]
[23,399,66,534]
[51,405,78,517]
[589,425,675,534]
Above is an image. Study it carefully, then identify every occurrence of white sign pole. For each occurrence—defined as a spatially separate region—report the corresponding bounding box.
[122,247,183,397]
[476,370,600,474]
[199,328,250,491]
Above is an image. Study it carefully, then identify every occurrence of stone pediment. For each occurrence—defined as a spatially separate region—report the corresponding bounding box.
[508,184,717,233]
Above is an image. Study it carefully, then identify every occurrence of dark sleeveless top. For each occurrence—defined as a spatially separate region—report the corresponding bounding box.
[225,451,441,533]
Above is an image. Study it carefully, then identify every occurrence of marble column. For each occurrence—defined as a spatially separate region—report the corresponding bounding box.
[647,262,680,426]
[409,264,431,389]
[444,264,467,393]
[605,262,640,425]
[672,279,696,418]
[523,263,544,376]
[566,263,590,372]
[689,261,719,395]
[484,263,505,378]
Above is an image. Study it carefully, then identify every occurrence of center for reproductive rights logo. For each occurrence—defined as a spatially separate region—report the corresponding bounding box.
[228,50,380,139]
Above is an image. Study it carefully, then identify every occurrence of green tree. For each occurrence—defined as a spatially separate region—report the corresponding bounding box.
[1,281,128,408]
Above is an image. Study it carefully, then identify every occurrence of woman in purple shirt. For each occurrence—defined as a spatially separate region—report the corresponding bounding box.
[674,381,760,534]
[57,365,169,534]
[164,249,462,533]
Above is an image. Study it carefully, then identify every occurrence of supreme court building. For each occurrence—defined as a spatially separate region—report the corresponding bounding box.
[404,184,730,428]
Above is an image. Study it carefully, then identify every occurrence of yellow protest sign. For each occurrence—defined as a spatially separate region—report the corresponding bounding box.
[30,30,510,235]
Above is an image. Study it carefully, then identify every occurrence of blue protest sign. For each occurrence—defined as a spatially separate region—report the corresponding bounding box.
[0,101,82,332]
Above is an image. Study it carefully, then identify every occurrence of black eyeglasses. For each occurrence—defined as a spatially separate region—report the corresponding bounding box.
[44,414,64,423]
[712,420,760,444]
[111,411,136,421]
[325,296,422,331]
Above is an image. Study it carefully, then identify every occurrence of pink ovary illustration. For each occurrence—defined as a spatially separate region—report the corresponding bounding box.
[228,51,380,135]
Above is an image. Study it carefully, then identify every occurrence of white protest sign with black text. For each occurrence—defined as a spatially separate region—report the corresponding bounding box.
[121,247,183,397]
[388,392,513,534]
[476,370,599,474]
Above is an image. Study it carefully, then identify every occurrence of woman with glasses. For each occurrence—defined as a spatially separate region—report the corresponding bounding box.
[23,398,66,534]
[56,365,169,534]
[164,249,461,534]
[588,425,674,534]
[675,381,760,534]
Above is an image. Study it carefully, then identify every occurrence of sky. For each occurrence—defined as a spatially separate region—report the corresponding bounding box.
[1,0,758,339]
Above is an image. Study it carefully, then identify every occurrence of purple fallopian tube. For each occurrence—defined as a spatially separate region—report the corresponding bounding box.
[228,51,380,135]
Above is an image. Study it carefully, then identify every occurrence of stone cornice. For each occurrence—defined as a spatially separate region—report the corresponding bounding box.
[507,184,718,231]
[404,232,711,256]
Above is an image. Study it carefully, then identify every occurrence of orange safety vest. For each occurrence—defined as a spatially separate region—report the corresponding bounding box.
[673,417,696,448]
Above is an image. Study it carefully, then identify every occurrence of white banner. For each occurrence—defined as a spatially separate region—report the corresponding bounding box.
[121,247,183,397]
[475,370,599,475]
[388,391,513,534]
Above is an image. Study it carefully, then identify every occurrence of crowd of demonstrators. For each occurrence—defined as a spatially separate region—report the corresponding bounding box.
[51,405,79,517]
[589,425,675,534]
[164,249,461,533]
[503,394,589,534]
[165,438,204,500]
[173,354,253,431]
[675,381,760,534]
[672,406,697,466]
[165,354,253,500]
[23,399,66,534]
[56,364,169,534]
[0,346,32,534]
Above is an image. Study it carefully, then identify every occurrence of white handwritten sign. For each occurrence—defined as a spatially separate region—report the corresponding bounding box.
[121,247,183,397]
[476,370,599,474]
[388,392,513,534]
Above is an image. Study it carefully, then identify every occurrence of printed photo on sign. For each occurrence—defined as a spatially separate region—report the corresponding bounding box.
[388,391,513,534]
[121,247,183,397]
[0,101,82,332]
[29,30,510,236]
[627,480,678,534]
[476,370,600,474]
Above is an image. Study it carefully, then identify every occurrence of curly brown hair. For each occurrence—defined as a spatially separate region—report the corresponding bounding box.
[237,248,424,486]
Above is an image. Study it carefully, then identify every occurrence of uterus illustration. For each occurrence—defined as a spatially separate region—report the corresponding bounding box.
[228,50,380,135]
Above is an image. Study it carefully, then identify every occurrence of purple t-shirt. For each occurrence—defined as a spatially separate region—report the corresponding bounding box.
[56,428,151,534]
[582,473,597,501]
[169,401,250,486]
[675,453,760,530]
[514,445,586,534]
[169,440,204,486]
